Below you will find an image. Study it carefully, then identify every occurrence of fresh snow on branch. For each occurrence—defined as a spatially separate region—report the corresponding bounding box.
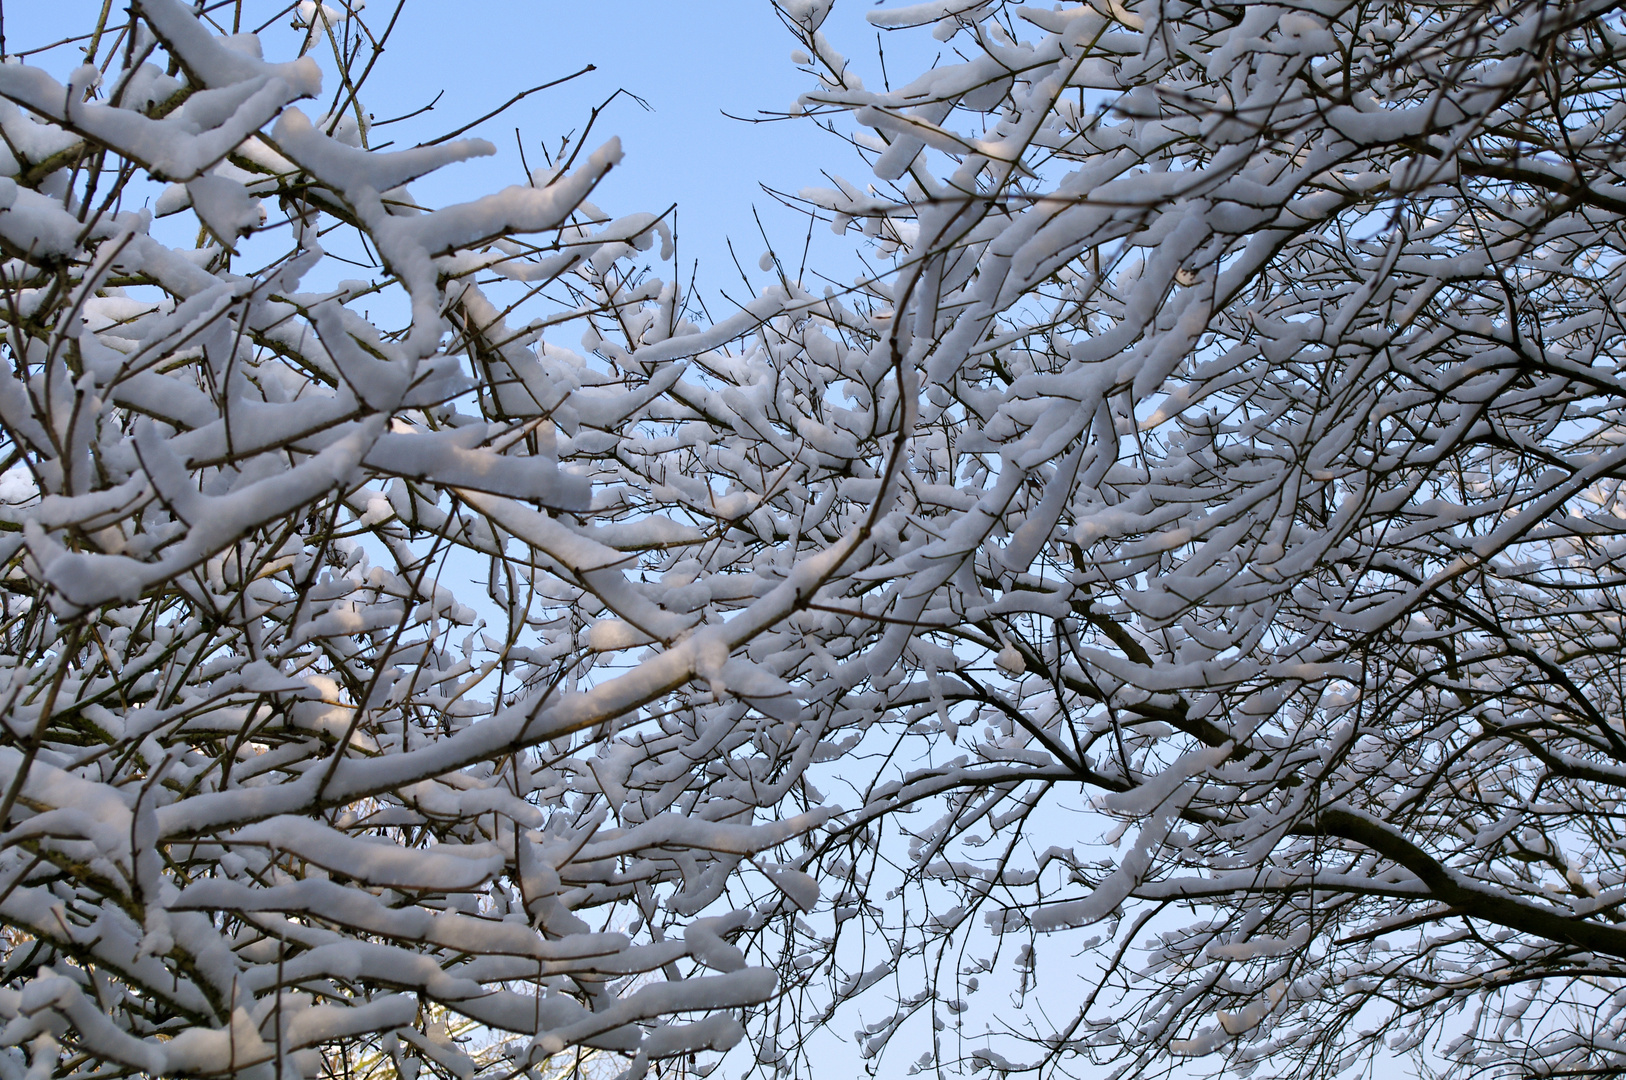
[6,0,1626,1079]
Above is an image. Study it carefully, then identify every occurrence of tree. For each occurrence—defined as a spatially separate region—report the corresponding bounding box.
[743,0,1626,1078]
[6,1,1626,1080]
[0,2,834,1077]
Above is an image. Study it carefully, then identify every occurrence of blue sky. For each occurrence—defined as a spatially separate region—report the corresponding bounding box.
[347,1,867,288]
[6,1,938,301]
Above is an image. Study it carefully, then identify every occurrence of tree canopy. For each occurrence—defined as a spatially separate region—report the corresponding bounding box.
[2,1,1626,1079]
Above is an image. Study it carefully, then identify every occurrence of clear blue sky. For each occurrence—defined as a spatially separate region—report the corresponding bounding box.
[6,1,938,300]
[349,1,868,289]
